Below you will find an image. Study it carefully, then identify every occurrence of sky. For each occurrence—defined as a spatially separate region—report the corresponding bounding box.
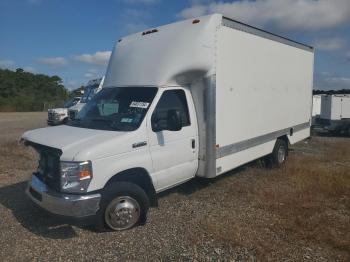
[0,0,350,91]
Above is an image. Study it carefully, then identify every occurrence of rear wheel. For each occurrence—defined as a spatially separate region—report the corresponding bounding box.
[265,139,288,168]
[95,182,149,231]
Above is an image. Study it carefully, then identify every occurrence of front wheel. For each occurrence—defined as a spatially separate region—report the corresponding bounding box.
[265,139,288,168]
[95,182,149,231]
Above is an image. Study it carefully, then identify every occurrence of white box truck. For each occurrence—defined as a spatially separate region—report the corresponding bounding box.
[319,94,350,135]
[21,14,314,231]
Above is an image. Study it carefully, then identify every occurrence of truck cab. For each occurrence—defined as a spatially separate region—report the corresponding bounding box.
[23,85,198,230]
[47,96,81,125]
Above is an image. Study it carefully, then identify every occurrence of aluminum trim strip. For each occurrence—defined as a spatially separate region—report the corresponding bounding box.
[203,75,217,178]
[222,17,314,53]
[216,122,310,159]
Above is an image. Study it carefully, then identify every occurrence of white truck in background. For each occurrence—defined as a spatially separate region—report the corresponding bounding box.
[47,97,81,125]
[22,14,314,231]
[68,77,105,120]
[319,94,350,135]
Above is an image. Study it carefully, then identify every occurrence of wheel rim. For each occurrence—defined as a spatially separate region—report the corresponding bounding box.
[105,196,140,231]
[277,145,286,164]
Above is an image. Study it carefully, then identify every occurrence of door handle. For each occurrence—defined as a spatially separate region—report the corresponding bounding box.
[132,141,147,148]
[191,139,195,149]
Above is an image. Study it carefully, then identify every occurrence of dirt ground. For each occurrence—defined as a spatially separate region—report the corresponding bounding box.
[0,112,349,261]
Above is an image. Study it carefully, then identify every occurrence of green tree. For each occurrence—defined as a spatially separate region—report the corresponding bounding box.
[0,68,69,112]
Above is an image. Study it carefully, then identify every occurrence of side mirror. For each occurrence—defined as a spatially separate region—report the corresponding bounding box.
[151,109,182,132]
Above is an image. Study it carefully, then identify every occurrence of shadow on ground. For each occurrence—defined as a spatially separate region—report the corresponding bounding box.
[0,181,78,239]
[158,162,257,198]
[0,160,259,238]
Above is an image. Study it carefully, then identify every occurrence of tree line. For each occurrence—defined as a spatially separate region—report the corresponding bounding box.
[0,68,69,112]
[313,89,350,95]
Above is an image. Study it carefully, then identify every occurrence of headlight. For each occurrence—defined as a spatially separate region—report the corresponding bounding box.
[60,161,93,193]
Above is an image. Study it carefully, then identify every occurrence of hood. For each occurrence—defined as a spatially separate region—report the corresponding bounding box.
[48,108,68,114]
[22,125,141,161]
[69,103,85,112]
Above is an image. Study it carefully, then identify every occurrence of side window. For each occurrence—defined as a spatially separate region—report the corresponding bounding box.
[153,89,191,127]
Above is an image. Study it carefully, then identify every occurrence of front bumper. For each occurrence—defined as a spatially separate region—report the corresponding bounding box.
[26,175,101,218]
[47,119,63,125]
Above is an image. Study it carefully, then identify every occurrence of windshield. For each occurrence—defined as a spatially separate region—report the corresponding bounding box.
[66,87,158,131]
[64,97,80,108]
[80,85,98,103]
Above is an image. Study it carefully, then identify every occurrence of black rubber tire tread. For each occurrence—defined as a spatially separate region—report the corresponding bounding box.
[95,181,150,231]
[265,139,288,168]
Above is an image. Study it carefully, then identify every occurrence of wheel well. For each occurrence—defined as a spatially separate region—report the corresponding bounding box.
[277,135,289,146]
[105,168,158,207]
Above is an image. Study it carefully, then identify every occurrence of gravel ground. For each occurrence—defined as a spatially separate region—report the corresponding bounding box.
[0,112,349,261]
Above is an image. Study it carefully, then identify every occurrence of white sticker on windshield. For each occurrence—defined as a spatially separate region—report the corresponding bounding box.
[121,118,133,123]
[130,101,149,109]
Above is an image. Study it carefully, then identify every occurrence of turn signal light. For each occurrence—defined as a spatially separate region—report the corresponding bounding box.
[79,170,91,180]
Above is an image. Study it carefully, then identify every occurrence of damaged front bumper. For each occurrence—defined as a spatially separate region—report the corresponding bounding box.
[26,175,101,218]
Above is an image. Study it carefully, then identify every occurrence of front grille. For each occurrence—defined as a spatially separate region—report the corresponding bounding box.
[48,112,54,121]
[35,150,61,191]
[48,112,59,121]
[69,110,76,120]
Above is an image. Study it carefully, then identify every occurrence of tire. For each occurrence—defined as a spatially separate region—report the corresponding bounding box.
[265,139,288,168]
[95,182,150,231]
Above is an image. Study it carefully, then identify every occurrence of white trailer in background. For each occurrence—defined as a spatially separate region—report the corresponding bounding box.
[22,14,314,231]
[312,94,322,125]
[319,94,350,135]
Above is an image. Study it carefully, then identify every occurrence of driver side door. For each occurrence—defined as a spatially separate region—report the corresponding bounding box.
[147,88,198,192]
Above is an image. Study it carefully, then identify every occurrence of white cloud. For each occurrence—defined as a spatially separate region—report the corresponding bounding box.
[125,23,149,33]
[0,59,15,69]
[73,51,111,66]
[39,57,67,66]
[84,68,104,79]
[315,72,350,90]
[314,38,346,51]
[179,5,207,19]
[178,0,350,31]
[23,66,37,73]
[324,76,350,86]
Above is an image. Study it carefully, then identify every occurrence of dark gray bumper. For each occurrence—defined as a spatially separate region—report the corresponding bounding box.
[26,175,101,218]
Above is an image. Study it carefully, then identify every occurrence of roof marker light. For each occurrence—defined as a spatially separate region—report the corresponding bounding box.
[192,19,200,24]
[118,39,122,42]
[142,29,159,36]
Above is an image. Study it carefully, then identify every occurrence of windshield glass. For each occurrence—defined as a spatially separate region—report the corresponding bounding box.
[80,85,98,103]
[66,87,158,131]
[64,97,80,108]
